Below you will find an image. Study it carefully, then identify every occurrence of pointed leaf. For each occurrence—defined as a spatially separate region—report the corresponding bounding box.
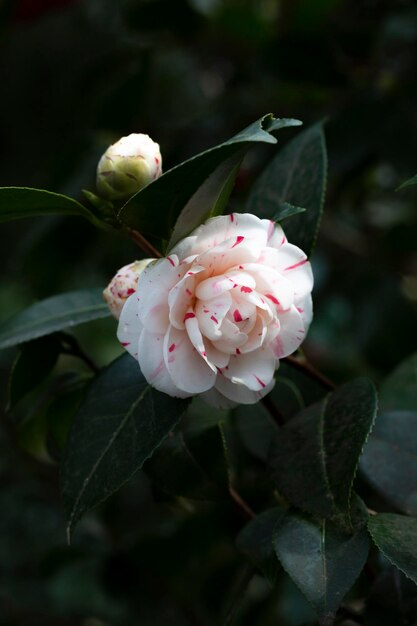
[379,353,417,412]
[273,201,306,222]
[61,354,189,537]
[118,115,301,242]
[237,506,286,583]
[361,411,417,515]
[247,122,327,256]
[0,187,96,223]
[0,289,110,350]
[274,511,369,625]
[270,378,377,522]
[368,514,417,585]
[397,174,417,191]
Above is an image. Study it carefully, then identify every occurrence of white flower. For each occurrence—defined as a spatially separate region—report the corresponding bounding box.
[96,133,162,200]
[117,213,313,407]
[103,259,154,319]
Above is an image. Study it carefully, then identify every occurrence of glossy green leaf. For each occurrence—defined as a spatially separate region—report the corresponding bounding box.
[364,567,417,626]
[246,122,327,256]
[0,289,110,350]
[273,202,306,222]
[236,506,285,583]
[379,353,417,412]
[368,514,417,585]
[61,354,189,538]
[0,187,96,223]
[397,174,417,190]
[270,378,377,523]
[8,335,61,409]
[274,511,369,625]
[360,411,417,515]
[118,114,301,243]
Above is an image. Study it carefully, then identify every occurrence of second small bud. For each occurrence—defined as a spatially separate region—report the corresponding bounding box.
[96,133,162,201]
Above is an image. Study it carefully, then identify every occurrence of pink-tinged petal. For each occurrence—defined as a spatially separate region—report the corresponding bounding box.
[195,292,232,340]
[295,293,313,332]
[163,326,216,393]
[224,347,276,391]
[267,222,286,249]
[270,305,306,359]
[240,316,268,353]
[213,318,248,354]
[195,274,237,301]
[239,263,294,311]
[204,340,230,368]
[275,243,313,299]
[227,294,256,325]
[184,310,216,372]
[137,256,185,332]
[214,373,275,404]
[196,240,262,273]
[138,330,191,398]
[117,293,143,358]
[167,264,205,330]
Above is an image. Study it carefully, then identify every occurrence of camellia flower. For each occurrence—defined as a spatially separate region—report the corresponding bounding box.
[117,213,313,407]
[96,133,162,200]
[103,259,154,319]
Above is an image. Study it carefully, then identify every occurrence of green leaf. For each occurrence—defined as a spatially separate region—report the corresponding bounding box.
[0,187,96,223]
[61,354,189,538]
[274,511,369,625]
[360,411,417,515]
[270,378,377,523]
[118,115,302,244]
[0,289,111,350]
[379,353,417,412]
[8,335,61,409]
[236,506,286,583]
[273,202,306,222]
[397,174,417,191]
[364,567,417,626]
[246,122,327,256]
[368,514,417,585]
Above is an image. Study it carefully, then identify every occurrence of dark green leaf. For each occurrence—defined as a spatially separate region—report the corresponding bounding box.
[274,511,369,625]
[360,411,417,515]
[234,400,279,462]
[368,514,417,585]
[397,174,417,191]
[379,353,417,412]
[246,122,327,256]
[236,506,286,583]
[364,567,417,626]
[273,201,306,222]
[0,289,111,350]
[61,354,189,538]
[8,335,61,409]
[0,187,96,223]
[270,378,377,523]
[118,115,301,243]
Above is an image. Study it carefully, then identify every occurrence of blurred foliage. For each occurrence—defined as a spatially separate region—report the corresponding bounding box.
[1,0,417,624]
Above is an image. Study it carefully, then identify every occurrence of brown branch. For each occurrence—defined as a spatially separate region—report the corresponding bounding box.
[229,486,256,520]
[283,354,336,391]
[126,227,163,258]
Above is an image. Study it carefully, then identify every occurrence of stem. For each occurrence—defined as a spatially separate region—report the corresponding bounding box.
[229,486,256,520]
[283,354,336,391]
[126,227,163,259]
[261,394,285,426]
[61,334,100,374]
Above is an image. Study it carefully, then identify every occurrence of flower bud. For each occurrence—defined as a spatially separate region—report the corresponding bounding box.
[96,133,162,200]
[103,259,155,319]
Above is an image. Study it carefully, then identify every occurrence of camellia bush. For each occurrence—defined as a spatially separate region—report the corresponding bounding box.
[1,114,417,626]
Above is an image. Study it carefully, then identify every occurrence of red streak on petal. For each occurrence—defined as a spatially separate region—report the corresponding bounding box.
[185,288,192,296]
[167,256,175,266]
[236,348,241,355]
[284,258,308,271]
[155,157,160,164]
[265,293,279,305]
[169,343,176,353]
[184,312,196,321]
[233,309,243,323]
[254,375,266,389]
[127,288,135,295]
[281,235,286,245]
[121,342,130,347]
[231,235,244,248]
[230,213,235,222]
[296,307,304,313]
[202,351,207,357]
[203,309,210,313]
[240,286,252,293]
[239,265,244,269]
[210,315,219,324]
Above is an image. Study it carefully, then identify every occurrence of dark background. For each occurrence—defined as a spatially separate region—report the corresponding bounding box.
[0,1,416,624]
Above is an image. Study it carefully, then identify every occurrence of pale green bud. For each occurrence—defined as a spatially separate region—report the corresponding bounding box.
[96,133,162,200]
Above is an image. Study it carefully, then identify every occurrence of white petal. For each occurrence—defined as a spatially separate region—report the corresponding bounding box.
[275,243,314,300]
[184,310,216,372]
[169,235,198,260]
[117,293,142,358]
[240,316,267,353]
[296,293,313,331]
[205,340,230,368]
[270,305,306,359]
[224,347,276,391]
[138,330,191,398]
[163,326,216,394]
[137,256,184,333]
[195,292,232,340]
[214,373,275,405]
[197,240,262,274]
[213,318,248,353]
[239,263,294,311]
[267,222,287,249]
